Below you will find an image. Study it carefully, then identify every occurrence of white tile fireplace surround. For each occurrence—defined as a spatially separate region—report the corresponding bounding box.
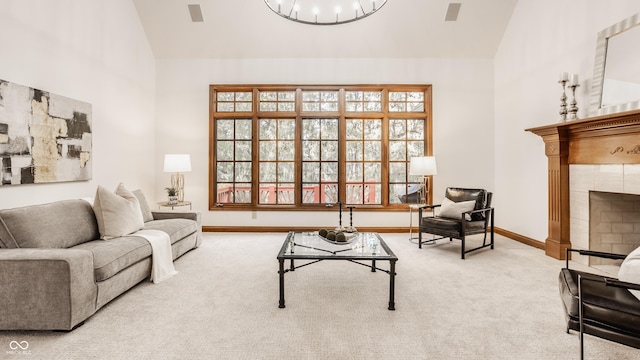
[570,164,640,267]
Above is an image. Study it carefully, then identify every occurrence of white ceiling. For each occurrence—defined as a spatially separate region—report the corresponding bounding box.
[133,0,518,59]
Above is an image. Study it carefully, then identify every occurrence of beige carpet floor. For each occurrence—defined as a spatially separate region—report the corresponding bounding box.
[1,233,638,360]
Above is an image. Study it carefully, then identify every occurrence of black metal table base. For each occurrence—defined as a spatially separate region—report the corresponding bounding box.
[278,257,396,310]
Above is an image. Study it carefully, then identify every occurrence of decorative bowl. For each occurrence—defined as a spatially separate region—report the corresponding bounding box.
[316,230,359,245]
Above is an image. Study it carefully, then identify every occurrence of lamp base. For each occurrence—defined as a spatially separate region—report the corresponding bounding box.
[171,173,185,202]
[419,176,430,205]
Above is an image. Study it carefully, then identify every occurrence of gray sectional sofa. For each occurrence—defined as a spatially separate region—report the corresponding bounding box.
[0,193,201,331]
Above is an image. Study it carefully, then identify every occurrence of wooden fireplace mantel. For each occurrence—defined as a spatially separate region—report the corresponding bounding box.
[526,108,640,259]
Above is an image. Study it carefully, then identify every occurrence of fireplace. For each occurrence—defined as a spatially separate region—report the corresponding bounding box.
[589,191,640,262]
[568,164,640,267]
[527,108,640,260]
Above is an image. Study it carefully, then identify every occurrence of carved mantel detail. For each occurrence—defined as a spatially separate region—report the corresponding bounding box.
[526,109,640,259]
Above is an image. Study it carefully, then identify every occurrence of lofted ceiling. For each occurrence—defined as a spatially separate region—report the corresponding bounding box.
[133,0,518,59]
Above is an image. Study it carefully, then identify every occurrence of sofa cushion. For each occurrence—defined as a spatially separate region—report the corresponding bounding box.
[73,218,197,281]
[0,200,99,249]
[93,183,144,240]
[420,216,486,233]
[73,236,152,282]
[144,219,198,245]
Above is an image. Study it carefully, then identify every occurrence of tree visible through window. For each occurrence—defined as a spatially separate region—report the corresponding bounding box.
[209,85,432,210]
[301,118,339,204]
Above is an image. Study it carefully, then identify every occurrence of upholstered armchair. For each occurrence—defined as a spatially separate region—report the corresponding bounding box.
[417,187,494,259]
[559,248,640,359]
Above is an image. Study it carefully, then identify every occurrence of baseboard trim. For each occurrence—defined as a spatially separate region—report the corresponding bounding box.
[202,226,406,233]
[203,225,545,248]
[494,227,545,250]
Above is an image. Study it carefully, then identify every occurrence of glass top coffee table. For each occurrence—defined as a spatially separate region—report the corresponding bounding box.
[277,231,398,310]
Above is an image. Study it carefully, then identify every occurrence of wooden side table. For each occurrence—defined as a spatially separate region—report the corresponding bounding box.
[157,201,192,210]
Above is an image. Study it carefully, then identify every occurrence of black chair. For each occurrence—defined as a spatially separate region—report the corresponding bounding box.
[417,187,494,259]
[559,249,640,359]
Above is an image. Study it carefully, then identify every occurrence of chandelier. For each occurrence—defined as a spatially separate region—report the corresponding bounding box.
[264,0,388,26]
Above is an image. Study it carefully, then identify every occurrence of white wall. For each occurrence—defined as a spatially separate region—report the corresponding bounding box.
[494,0,640,243]
[0,0,156,209]
[156,58,495,227]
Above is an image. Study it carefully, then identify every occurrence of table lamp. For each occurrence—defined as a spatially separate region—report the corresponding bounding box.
[409,156,437,204]
[164,154,192,202]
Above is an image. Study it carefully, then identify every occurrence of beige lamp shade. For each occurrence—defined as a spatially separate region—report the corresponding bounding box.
[163,154,192,173]
[409,156,437,176]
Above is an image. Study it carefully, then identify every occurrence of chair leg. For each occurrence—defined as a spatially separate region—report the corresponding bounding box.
[490,228,494,250]
[418,231,422,249]
[461,236,465,259]
[579,274,585,360]
[490,209,495,249]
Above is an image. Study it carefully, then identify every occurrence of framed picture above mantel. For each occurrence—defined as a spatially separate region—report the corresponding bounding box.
[0,79,92,186]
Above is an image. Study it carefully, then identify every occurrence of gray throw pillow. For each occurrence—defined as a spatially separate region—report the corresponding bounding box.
[93,183,144,239]
[133,189,154,223]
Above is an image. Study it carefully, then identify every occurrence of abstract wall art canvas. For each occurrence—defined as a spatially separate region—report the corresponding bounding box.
[0,79,92,186]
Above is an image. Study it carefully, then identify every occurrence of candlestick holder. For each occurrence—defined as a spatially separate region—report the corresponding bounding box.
[558,79,568,122]
[345,206,357,233]
[335,202,346,232]
[568,84,580,120]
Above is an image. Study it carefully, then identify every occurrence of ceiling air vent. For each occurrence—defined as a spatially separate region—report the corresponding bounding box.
[444,3,461,22]
[188,4,204,22]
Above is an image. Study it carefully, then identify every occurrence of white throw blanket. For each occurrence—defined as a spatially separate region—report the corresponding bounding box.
[132,229,178,283]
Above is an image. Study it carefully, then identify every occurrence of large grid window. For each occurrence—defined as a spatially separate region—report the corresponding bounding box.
[345,91,382,112]
[388,118,426,204]
[301,118,339,204]
[259,91,295,112]
[216,91,252,112]
[346,118,382,204]
[215,118,252,203]
[302,91,339,112]
[259,119,296,204]
[210,85,432,210]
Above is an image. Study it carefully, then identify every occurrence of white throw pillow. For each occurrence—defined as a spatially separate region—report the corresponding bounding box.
[438,197,476,221]
[617,246,640,301]
[93,183,145,239]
